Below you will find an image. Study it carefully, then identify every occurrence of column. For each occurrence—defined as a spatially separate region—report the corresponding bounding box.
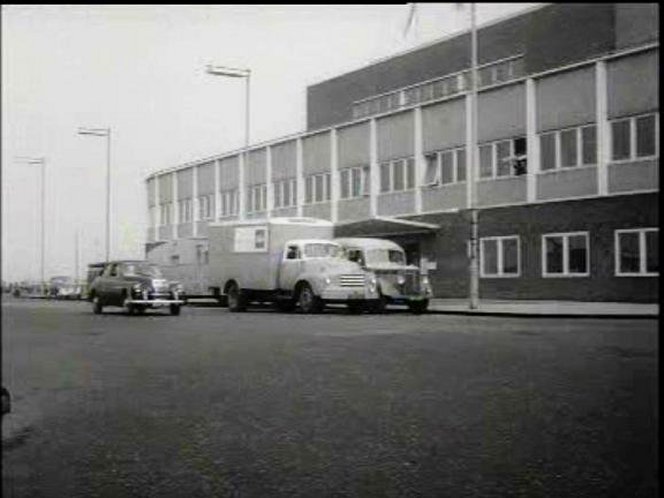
[238,153,246,220]
[413,107,424,214]
[192,165,198,236]
[465,95,473,209]
[214,159,221,220]
[296,137,304,217]
[266,146,273,218]
[596,61,609,196]
[172,172,178,239]
[330,129,339,223]
[525,78,538,203]
[154,176,160,238]
[369,118,378,217]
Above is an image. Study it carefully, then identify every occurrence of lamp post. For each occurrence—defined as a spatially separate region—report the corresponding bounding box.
[206,64,251,218]
[15,156,47,289]
[467,3,480,310]
[78,127,111,262]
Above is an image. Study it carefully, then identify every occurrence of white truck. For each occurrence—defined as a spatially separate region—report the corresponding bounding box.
[208,217,380,313]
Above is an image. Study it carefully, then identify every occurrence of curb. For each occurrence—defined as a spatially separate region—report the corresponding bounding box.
[426,309,658,319]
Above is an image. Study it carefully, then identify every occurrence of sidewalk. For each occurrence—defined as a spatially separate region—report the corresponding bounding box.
[428,299,659,318]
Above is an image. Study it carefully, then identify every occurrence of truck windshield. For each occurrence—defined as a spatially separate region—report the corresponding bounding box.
[365,249,406,265]
[303,243,342,258]
[123,263,163,278]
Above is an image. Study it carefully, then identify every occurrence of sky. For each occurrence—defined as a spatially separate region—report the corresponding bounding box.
[2,3,540,283]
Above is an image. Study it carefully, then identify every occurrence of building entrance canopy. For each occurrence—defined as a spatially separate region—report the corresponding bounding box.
[334,216,439,238]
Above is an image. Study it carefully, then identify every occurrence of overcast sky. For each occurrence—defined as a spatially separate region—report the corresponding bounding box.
[2,3,540,283]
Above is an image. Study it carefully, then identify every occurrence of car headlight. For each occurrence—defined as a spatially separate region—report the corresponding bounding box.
[397,274,406,286]
[368,274,377,293]
[132,283,143,293]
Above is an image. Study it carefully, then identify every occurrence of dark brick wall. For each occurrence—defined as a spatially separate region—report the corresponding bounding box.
[404,193,659,302]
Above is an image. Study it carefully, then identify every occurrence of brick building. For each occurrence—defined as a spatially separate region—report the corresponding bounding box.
[145,3,659,302]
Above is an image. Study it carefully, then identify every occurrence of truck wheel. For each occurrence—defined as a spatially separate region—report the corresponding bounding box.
[227,283,246,312]
[170,304,181,316]
[347,302,365,314]
[372,295,388,314]
[408,299,429,314]
[297,283,323,314]
[91,294,103,314]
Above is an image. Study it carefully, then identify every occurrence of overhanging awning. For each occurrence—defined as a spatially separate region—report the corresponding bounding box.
[334,216,439,238]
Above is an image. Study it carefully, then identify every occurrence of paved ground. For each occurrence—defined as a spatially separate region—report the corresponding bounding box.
[2,297,658,497]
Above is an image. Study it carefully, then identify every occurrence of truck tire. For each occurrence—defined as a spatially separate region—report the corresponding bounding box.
[227,283,247,312]
[371,294,389,314]
[297,283,323,314]
[408,299,429,314]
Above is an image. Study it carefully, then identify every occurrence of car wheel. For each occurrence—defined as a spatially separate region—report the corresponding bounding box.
[123,295,135,316]
[408,299,429,314]
[92,295,103,314]
[170,304,181,316]
[227,283,246,312]
[298,283,323,314]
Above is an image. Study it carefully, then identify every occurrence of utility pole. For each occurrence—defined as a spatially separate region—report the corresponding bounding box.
[468,3,480,309]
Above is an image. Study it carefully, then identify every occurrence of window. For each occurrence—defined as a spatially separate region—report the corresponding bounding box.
[478,137,527,179]
[273,178,297,209]
[339,165,370,200]
[539,124,597,172]
[480,236,520,277]
[423,147,466,187]
[178,199,193,223]
[615,228,658,276]
[611,113,659,162]
[304,173,331,204]
[542,232,589,277]
[160,203,172,225]
[247,184,267,213]
[220,189,238,217]
[380,158,415,193]
[198,194,213,220]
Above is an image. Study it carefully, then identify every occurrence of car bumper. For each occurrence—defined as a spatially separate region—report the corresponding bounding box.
[321,286,378,301]
[125,299,185,306]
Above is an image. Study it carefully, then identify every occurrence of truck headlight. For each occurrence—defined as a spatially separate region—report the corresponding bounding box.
[421,275,432,295]
[324,276,331,286]
[368,274,377,293]
[397,274,406,285]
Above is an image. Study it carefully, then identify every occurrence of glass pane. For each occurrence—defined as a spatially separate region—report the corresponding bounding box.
[340,170,349,199]
[496,141,512,176]
[581,126,597,165]
[618,232,640,273]
[560,129,578,167]
[645,230,659,273]
[305,176,313,204]
[406,158,415,189]
[424,154,438,184]
[611,120,631,160]
[482,239,498,275]
[479,144,493,178]
[351,168,361,197]
[441,152,454,184]
[502,238,519,274]
[314,175,323,202]
[545,236,564,274]
[636,115,656,157]
[393,160,404,191]
[274,182,281,208]
[456,149,466,182]
[380,163,390,192]
[283,180,291,206]
[325,174,331,201]
[540,133,556,171]
[568,234,587,274]
[362,166,370,195]
[291,181,297,207]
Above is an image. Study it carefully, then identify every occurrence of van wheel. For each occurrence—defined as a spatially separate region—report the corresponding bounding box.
[297,283,323,314]
[408,299,429,314]
[227,283,246,312]
[92,295,103,314]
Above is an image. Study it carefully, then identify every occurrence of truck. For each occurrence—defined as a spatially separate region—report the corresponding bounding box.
[208,217,379,313]
[334,237,432,314]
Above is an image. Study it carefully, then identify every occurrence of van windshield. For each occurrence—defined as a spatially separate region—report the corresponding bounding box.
[123,263,163,278]
[365,249,406,265]
[303,243,342,259]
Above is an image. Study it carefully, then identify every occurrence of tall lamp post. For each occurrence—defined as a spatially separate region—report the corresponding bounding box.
[78,127,111,262]
[15,156,47,289]
[205,64,251,217]
[467,3,480,310]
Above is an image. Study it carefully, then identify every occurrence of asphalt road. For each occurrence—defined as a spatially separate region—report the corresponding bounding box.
[1,297,658,497]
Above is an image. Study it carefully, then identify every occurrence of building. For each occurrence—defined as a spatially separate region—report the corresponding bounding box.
[145,3,659,302]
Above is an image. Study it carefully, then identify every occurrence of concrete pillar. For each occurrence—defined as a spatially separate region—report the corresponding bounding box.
[296,137,304,217]
[238,153,246,220]
[266,146,273,218]
[154,176,160,238]
[596,60,609,196]
[525,78,539,203]
[172,172,178,239]
[192,165,198,236]
[214,159,220,220]
[330,129,339,223]
[414,107,423,214]
[465,94,473,209]
[369,118,378,217]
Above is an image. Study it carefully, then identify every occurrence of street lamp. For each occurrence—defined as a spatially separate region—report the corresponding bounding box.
[467,4,480,310]
[15,156,47,289]
[77,126,111,263]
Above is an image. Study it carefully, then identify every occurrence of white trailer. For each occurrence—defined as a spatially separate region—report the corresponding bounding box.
[208,217,379,313]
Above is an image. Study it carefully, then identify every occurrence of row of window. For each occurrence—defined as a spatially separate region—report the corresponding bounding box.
[304,172,332,204]
[380,157,416,193]
[273,178,297,209]
[477,228,658,278]
[351,57,525,120]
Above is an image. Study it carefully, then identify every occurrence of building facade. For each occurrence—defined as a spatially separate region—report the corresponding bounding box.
[145,3,659,302]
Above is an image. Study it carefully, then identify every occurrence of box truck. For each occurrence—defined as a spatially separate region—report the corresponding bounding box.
[208,217,379,313]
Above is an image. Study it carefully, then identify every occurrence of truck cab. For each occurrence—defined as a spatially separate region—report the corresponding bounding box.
[335,237,432,313]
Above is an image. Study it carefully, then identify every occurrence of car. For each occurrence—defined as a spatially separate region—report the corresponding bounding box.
[88,260,185,315]
[48,276,81,300]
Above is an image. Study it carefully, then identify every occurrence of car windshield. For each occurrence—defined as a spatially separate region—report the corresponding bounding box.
[365,249,406,265]
[303,243,343,259]
[123,263,163,278]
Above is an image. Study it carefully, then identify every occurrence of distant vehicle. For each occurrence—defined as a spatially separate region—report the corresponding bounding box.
[335,238,432,314]
[208,218,379,313]
[83,262,108,300]
[88,260,185,315]
[48,276,81,300]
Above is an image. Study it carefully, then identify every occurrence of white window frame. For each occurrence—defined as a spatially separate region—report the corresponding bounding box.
[339,165,370,200]
[478,137,527,179]
[614,228,659,277]
[422,147,466,187]
[609,112,660,164]
[304,173,331,205]
[539,124,598,173]
[541,231,590,278]
[273,178,297,209]
[480,235,521,278]
[380,157,416,193]
[220,189,238,218]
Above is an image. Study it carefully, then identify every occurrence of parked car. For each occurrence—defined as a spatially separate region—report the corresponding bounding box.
[88,260,185,315]
[48,276,81,300]
[335,237,432,313]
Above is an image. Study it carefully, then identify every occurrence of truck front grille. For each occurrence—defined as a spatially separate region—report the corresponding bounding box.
[339,274,366,287]
[402,273,420,294]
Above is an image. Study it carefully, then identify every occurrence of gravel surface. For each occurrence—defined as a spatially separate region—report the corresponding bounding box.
[2,298,658,497]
